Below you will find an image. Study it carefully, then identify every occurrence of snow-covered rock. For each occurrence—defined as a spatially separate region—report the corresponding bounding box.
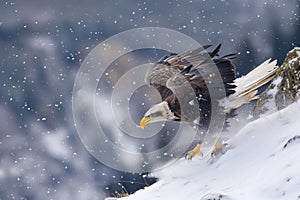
[120,100,300,200]
[254,47,300,117]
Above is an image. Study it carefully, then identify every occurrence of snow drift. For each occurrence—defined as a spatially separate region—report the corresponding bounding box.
[120,100,300,200]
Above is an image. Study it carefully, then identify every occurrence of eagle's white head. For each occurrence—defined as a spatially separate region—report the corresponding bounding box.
[139,101,177,129]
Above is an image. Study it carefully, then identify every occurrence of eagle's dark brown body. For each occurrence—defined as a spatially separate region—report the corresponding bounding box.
[146,45,237,128]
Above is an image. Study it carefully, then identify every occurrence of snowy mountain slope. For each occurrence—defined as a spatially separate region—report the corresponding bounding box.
[121,101,300,200]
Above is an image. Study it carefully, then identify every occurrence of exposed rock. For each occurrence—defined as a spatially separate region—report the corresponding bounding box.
[254,47,300,117]
[200,193,232,200]
[283,135,300,149]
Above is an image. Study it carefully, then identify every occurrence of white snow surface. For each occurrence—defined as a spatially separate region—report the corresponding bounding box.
[122,101,300,200]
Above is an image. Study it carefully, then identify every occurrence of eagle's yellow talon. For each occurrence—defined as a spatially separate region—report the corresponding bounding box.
[211,139,228,157]
[185,144,203,160]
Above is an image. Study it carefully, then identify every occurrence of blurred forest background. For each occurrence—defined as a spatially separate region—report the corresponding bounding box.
[0,0,299,199]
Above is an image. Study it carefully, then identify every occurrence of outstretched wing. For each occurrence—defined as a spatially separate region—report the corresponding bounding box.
[146,44,236,101]
[146,45,220,101]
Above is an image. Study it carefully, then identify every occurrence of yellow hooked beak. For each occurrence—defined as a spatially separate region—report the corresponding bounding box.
[139,117,153,129]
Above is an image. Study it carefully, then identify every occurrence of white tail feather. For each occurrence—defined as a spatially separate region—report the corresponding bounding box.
[222,59,278,113]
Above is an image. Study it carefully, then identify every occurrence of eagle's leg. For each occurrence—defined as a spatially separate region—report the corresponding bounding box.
[211,139,228,157]
[185,143,203,160]
[185,140,229,160]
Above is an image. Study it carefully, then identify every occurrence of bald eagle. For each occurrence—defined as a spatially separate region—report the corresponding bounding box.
[139,44,277,159]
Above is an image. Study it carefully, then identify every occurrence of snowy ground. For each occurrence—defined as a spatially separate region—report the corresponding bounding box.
[119,101,300,200]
